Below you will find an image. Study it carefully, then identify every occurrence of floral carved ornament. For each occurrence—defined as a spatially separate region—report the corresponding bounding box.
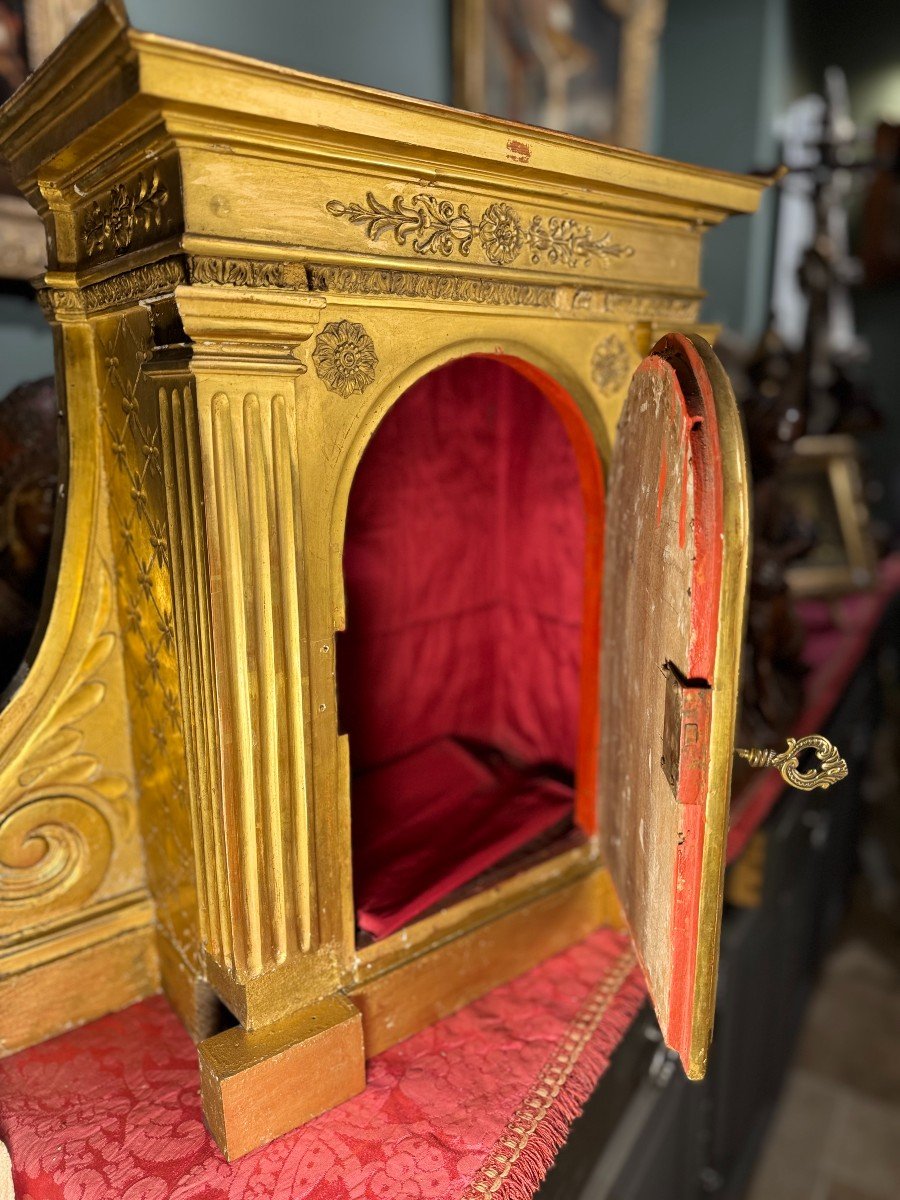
[326,192,634,270]
[83,171,168,257]
[591,333,633,393]
[312,321,379,397]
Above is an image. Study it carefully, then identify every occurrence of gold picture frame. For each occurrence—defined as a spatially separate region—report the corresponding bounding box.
[0,0,94,279]
[782,434,878,598]
[453,0,667,150]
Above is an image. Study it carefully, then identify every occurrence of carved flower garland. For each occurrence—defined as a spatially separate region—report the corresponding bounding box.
[326,191,634,270]
[83,171,168,257]
[312,320,378,397]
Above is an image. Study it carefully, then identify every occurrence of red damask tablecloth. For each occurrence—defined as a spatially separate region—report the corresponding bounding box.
[0,932,644,1200]
[3,560,897,1200]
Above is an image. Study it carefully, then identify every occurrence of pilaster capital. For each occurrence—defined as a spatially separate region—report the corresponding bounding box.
[174,284,326,372]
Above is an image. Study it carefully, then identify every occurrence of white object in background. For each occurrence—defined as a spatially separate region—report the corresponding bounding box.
[771,67,864,360]
[0,1139,13,1200]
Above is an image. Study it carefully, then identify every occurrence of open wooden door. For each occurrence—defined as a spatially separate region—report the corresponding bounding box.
[598,332,750,1080]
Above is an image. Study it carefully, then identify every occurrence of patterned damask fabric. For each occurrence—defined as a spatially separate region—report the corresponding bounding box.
[0,931,644,1200]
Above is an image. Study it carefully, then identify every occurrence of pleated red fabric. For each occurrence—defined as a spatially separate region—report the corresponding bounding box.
[340,357,589,935]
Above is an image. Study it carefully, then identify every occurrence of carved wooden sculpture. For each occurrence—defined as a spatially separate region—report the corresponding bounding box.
[0,1,845,1159]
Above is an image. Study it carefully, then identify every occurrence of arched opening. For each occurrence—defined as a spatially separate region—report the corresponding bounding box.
[338,354,604,943]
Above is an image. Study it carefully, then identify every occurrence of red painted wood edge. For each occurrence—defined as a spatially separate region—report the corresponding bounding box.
[649,334,726,1063]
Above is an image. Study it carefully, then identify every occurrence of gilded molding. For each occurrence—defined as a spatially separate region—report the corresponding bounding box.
[312,320,378,397]
[306,263,557,308]
[174,285,325,367]
[326,192,635,270]
[0,570,133,932]
[602,291,699,320]
[189,256,287,288]
[39,258,186,318]
[181,259,696,322]
[306,265,699,322]
[591,333,633,393]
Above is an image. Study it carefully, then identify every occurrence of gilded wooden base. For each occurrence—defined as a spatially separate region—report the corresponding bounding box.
[0,903,158,1055]
[351,862,619,1057]
[197,864,619,1157]
[199,994,365,1161]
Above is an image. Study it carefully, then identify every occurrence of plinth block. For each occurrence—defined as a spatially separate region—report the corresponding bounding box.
[198,994,365,1160]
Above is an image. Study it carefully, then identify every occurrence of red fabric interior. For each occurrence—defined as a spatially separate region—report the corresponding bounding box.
[339,356,593,937]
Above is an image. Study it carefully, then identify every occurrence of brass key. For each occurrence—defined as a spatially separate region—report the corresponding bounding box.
[735,735,848,791]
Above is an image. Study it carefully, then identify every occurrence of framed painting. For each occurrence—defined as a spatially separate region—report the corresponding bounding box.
[782,435,878,598]
[453,0,667,149]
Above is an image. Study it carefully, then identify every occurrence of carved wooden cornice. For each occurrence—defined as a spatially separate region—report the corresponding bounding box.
[38,257,187,318]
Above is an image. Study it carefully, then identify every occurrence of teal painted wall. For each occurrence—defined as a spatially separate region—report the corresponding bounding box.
[0,294,56,393]
[653,0,791,338]
[792,0,900,127]
[791,0,900,527]
[125,0,451,103]
[0,0,451,397]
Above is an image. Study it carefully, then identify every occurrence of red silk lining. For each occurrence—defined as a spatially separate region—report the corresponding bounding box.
[339,356,602,938]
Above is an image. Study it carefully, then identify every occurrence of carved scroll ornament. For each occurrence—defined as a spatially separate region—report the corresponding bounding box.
[327,192,634,270]
[0,571,133,931]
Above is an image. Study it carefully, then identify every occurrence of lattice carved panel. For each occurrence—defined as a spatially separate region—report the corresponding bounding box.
[95,310,199,966]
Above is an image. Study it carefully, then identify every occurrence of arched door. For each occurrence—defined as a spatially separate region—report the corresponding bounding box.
[599,333,750,1079]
